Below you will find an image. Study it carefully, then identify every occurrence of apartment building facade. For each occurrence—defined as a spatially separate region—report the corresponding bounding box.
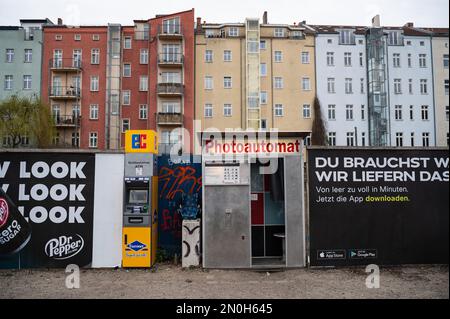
[313,25,370,147]
[195,14,316,151]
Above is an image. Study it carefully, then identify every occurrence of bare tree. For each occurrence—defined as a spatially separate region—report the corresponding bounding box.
[311,97,328,146]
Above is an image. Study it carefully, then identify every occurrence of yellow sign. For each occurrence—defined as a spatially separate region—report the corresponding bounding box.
[125,130,158,154]
[123,227,151,268]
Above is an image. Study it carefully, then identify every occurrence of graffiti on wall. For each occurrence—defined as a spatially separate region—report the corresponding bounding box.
[158,155,202,257]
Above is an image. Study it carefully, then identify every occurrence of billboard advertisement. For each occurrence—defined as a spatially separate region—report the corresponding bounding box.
[0,152,95,268]
[308,148,449,266]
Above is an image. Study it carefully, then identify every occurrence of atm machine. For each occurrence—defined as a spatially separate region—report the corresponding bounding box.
[122,130,158,268]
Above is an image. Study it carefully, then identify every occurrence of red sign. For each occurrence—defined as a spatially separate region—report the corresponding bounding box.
[0,198,9,228]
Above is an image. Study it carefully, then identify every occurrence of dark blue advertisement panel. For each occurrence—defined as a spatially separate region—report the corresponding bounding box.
[0,152,95,269]
[308,148,449,266]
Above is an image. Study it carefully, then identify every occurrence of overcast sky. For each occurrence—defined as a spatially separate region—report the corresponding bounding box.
[0,0,448,27]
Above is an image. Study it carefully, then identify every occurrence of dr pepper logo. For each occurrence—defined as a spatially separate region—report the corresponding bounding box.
[0,198,9,228]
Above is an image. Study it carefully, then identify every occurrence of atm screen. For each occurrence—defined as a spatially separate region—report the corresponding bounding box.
[129,190,148,204]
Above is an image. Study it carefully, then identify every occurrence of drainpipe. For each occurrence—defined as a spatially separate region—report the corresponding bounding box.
[430,34,438,146]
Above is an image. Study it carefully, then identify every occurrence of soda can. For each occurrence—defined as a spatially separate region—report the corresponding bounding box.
[0,189,32,255]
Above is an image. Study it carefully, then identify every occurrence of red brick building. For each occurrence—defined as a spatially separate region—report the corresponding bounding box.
[42,9,195,152]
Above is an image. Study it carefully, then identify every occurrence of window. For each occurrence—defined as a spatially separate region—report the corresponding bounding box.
[304,136,311,147]
[122,91,131,105]
[327,39,332,44]
[408,54,412,67]
[421,105,429,120]
[393,53,401,67]
[302,77,311,91]
[72,104,81,118]
[394,79,402,94]
[395,105,403,120]
[419,54,427,68]
[223,76,232,89]
[260,40,266,50]
[139,76,148,91]
[224,50,232,62]
[409,105,414,120]
[446,105,449,121]
[6,49,14,63]
[140,49,148,64]
[301,51,310,64]
[420,79,428,94]
[347,132,355,146]
[358,39,364,45]
[55,35,63,41]
[326,52,335,66]
[205,50,213,62]
[339,30,355,45]
[90,76,99,91]
[124,37,132,49]
[260,63,267,76]
[123,63,131,77]
[122,119,130,133]
[228,27,239,37]
[274,51,283,62]
[396,133,404,147]
[445,80,449,95]
[420,41,425,46]
[204,104,213,118]
[360,78,365,94]
[24,49,32,63]
[89,132,98,148]
[422,132,430,147]
[261,119,267,130]
[74,34,81,41]
[161,72,181,84]
[344,52,352,66]
[260,91,268,104]
[73,49,82,68]
[387,31,403,46]
[93,34,100,41]
[345,78,353,94]
[162,102,180,113]
[274,77,283,89]
[361,132,366,146]
[328,105,336,120]
[361,105,365,120]
[139,105,148,120]
[328,132,336,146]
[411,133,415,147]
[327,78,335,93]
[111,94,119,115]
[302,104,311,118]
[23,75,32,90]
[406,40,412,46]
[89,104,99,120]
[408,79,413,94]
[359,52,364,67]
[72,133,80,147]
[205,76,213,90]
[274,28,285,38]
[224,104,232,117]
[346,105,354,120]
[53,49,63,68]
[163,17,180,34]
[444,54,449,68]
[274,104,284,117]
[91,49,100,64]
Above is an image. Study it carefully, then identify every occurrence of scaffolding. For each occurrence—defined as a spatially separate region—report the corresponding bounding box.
[366,28,390,146]
[245,18,261,130]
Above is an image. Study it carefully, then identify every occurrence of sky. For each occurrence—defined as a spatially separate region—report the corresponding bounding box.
[0,0,448,27]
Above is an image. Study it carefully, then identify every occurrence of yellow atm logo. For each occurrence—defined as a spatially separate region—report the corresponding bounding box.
[125,130,158,154]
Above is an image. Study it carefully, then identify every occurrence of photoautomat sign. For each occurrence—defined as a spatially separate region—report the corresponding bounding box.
[308,148,449,266]
[0,153,95,268]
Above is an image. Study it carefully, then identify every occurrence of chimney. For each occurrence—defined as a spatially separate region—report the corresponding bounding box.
[371,15,380,27]
[404,22,414,28]
[57,18,63,25]
[196,17,202,31]
[263,11,268,24]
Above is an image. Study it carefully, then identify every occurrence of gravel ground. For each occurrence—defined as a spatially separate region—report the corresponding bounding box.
[0,264,448,299]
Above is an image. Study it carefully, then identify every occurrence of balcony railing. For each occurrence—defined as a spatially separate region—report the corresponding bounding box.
[158,53,184,65]
[158,24,183,37]
[53,115,81,127]
[50,58,82,71]
[157,83,184,95]
[156,112,183,125]
[49,86,81,99]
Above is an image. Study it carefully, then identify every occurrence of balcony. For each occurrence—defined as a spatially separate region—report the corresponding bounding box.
[49,86,81,100]
[158,24,183,39]
[53,115,81,127]
[50,58,82,72]
[158,53,184,67]
[157,83,184,96]
[156,112,183,125]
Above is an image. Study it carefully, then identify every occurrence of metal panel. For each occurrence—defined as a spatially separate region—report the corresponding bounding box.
[284,155,306,267]
[203,185,251,268]
[124,153,155,178]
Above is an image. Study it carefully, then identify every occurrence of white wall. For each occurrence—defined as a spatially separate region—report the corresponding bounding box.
[315,33,369,146]
[92,153,124,268]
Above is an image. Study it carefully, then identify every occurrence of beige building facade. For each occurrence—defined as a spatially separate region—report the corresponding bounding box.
[194,15,316,152]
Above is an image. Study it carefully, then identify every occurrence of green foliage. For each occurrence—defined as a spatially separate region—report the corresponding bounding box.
[0,95,55,148]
